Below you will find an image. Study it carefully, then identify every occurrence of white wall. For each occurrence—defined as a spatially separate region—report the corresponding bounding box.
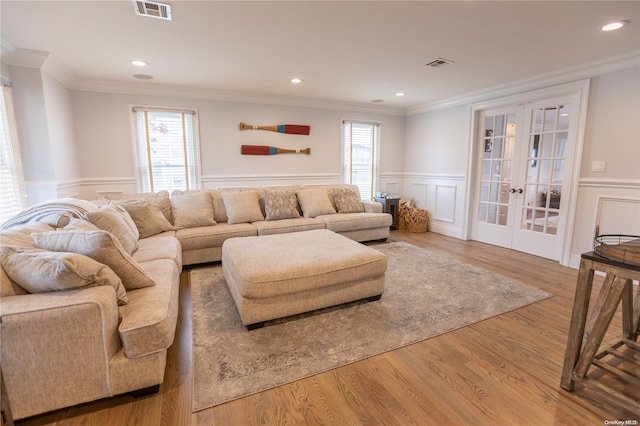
[403,105,469,237]
[570,67,640,267]
[70,90,405,199]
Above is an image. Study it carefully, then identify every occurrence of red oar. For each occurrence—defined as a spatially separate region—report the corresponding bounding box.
[241,145,311,155]
[239,122,310,135]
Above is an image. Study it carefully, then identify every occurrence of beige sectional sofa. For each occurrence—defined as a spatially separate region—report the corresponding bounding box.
[0,184,391,420]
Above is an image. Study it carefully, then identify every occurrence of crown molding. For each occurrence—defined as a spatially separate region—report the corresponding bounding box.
[406,50,640,116]
[70,78,406,116]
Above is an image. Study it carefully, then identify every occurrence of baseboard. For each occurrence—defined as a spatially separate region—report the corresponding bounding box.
[427,222,464,239]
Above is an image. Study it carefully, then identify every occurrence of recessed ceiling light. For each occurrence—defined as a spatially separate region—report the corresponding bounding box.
[395,92,405,97]
[601,20,628,31]
[291,78,302,83]
[131,60,148,67]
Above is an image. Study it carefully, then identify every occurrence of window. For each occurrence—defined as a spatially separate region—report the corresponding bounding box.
[0,83,26,224]
[131,107,202,192]
[341,119,380,200]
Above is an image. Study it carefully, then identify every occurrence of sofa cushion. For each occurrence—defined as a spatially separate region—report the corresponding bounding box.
[253,217,325,236]
[119,199,174,239]
[318,212,392,233]
[175,223,257,251]
[117,258,179,358]
[170,191,216,229]
[222,190,264,224]
[32,229,156,290]
[332,186,365,213]
[102,190,173,225]
[262,188,301,221]
[296,187,336,218]
[133,234,182,271]
[85,205,139,255]
[0,246,128,305]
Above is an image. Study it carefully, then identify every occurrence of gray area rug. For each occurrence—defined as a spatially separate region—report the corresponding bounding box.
[190,241,552,412]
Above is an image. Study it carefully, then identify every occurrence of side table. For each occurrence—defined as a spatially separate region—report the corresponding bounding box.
[374,196,400,230]
[560,250,640,410]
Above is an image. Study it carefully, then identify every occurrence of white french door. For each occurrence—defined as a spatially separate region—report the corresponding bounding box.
[471,93,581,261]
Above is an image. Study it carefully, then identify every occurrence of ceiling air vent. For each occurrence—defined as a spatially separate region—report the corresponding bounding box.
[426,58,454,68]
[133,1,172,21]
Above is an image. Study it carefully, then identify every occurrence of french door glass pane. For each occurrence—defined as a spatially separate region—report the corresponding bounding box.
[521,104,568,234]
[478,113,513,226]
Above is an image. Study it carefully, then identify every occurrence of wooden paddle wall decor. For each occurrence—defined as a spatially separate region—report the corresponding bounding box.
[239,122,310,135]
[241,145,310,155]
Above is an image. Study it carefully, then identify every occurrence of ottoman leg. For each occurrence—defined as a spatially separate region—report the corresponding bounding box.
[247,322,265,331]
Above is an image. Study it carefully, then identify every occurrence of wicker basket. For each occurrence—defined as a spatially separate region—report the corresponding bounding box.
[402,206,428,233]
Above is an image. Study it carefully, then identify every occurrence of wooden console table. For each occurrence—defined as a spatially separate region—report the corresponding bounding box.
[560,250,640,409]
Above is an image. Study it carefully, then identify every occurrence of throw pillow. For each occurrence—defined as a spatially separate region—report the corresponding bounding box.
[296,187,336,218]
[102,190,174,225]
[32,229,156,290]
[333,186,365,213]
[263,189,301,221]
[85,205,139,255]
[119,200,174,239]
[0,246,128,305]
[222,191,264,224]
[170,191,216,229]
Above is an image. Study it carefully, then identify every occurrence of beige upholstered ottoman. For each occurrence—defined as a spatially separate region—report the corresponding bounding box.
[222,229,387,329]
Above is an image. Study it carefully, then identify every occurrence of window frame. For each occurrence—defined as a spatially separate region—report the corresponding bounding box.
[0,82,27,223]
[130,105,202,193]
[340,118,381,201]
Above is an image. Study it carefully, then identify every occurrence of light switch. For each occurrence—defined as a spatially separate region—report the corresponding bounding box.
[592,161,606,172]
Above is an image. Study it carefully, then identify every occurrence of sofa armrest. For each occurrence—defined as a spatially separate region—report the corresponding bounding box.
[1,286,121,419]
[362,200,383,213]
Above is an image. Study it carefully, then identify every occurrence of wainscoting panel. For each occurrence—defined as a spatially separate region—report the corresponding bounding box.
[569,178,640,269]
[434,185,456,223]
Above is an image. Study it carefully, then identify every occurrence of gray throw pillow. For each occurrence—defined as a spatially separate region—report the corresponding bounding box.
[296,187,336,218]
[119,200,174,238]
[222,191,264,224]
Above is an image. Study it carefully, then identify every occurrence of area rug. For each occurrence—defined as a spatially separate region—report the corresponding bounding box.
[190,241,552,412]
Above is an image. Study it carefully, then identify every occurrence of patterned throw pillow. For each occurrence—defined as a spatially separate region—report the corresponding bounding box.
[263,189,301,221]
[332,187,365,213]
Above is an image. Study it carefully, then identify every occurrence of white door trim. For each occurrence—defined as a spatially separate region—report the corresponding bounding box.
[463,79,591,266]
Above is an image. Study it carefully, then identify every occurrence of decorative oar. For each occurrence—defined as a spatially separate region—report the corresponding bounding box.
[241,145,311,155]
[239,122,310,135]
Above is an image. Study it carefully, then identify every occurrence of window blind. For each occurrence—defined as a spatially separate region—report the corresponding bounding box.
[341,119,380,200]
[132,108,202,193]
[0,85,27,224]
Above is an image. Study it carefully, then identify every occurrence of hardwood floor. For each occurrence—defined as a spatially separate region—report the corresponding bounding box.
[17,231,640,425]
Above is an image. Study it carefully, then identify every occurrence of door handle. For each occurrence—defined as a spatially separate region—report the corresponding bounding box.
[517,188,523,194]
[509,188,524,194]
[509,188,516,193]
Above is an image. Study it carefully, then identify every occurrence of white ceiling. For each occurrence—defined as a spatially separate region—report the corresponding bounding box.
[1,1,639,112]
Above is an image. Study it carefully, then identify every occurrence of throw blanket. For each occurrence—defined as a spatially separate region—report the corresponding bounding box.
[1,198,98,230]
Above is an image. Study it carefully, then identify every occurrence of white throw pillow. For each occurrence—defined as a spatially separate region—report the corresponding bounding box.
[170,191,216,229]
[296,187,336,218]
[222,191,264,224]
[32,229,156,290]
[0,246,128,305]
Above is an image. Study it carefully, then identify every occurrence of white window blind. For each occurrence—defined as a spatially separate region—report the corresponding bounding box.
[0,84,27,224]
[131,107,202,193]
[341,119,380,200]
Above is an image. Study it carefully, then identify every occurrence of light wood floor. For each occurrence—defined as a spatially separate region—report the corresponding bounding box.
[17,231,640,425]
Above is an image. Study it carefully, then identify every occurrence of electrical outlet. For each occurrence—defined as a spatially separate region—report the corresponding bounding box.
[592,161,606,172]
